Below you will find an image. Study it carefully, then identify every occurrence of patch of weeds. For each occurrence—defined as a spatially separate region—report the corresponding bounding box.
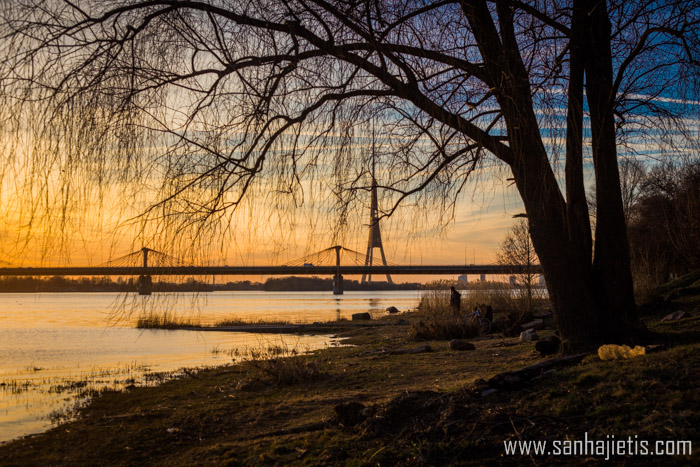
[215,318,295,327]
[245,343,323,386]
[409,313,481,340]
[136,311,200,329]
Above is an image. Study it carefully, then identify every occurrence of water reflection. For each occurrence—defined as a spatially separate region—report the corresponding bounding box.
[0,290,421,443]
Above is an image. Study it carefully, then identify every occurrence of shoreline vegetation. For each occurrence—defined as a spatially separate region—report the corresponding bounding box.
[135,312,392,334]
[1,276,698,464]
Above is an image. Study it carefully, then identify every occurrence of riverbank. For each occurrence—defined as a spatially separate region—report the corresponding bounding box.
[1,291,699,465]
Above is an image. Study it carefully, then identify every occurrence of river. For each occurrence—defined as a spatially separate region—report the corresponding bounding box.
[0,290,421,443]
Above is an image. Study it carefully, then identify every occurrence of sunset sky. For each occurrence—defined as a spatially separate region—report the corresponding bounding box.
[0,132,528,272]
[0,127,688,274]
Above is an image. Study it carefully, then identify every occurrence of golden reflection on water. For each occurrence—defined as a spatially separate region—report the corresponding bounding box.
[0,290,420,443]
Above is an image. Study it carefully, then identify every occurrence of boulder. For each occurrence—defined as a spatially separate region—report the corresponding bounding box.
[335,402,367,427]
[351,312,372,321]
[449,339,476,351]
[598,344,646,361]
[520,328,538,342]
[661,310,690,321]
[386,306,400,314]
[521,319,544,330]
[535,336,560,356]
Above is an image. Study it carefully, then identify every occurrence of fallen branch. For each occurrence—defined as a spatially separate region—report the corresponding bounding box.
[487,353,589,390]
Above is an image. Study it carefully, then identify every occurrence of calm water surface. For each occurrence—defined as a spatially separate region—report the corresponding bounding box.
[0,290,421,443]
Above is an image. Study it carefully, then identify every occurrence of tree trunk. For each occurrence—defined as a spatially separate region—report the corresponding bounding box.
[565,0,593,263]
[583,0,640,336]
[510,131,604,348]
[463,0,641,348]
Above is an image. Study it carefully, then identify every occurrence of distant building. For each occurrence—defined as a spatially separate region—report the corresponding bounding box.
[480,273,486,282]
[509,275,517,287]
[458,274,468,284]
[539,274,546,286]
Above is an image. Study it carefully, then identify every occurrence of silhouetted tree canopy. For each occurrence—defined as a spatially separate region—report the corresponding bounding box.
[1,0,698,346]
[628,159,700,288]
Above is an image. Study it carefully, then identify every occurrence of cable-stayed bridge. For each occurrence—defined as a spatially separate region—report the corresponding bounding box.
[0,246,541,295]
[0,168,542,294]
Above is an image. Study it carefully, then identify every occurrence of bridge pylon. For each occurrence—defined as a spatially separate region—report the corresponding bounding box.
[332,245,343,295]
[138,247,153,295]
[361,159,393,285]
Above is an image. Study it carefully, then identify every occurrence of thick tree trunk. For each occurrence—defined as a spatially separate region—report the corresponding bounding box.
[583,0,640,336]
[510,130,604,348]
[565,1,593,263]
[463,0,641,348]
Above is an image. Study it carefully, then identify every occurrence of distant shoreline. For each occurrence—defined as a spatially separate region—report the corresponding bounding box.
[0,275,421,293]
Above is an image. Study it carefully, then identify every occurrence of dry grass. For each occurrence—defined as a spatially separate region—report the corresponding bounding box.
[409,313,482,341]
[414,285,549,339]
[243,343,323,386]
[214,317,295,327]
[135,311,201,329]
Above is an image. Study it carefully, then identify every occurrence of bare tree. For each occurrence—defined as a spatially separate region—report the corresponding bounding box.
[496,219,538,314]
[587,157,646,228]
[1,0,698,348]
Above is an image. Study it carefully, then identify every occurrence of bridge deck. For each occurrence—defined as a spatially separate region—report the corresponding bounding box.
[0,265,541,276]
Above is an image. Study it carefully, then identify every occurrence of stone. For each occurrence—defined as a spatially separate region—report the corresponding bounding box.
[535,336,560,356]
[449,339,476,351]
[661,310,689,321]
[521,319,544,330]
[598,344,646,361]
[351,312,371,321]
[334,402,366,427]
[386,306,400,314]
[520,329,538,342]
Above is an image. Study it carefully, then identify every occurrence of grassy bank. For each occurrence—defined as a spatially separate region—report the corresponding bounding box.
[2,288,699,465]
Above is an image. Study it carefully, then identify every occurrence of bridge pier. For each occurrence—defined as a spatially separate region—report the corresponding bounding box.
[138,275,153,295]
[332,274,343,295]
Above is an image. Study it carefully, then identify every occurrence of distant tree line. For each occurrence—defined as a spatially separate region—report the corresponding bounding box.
[259,277,420,292]
[0,276,215,293]
[0,275,420,293]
